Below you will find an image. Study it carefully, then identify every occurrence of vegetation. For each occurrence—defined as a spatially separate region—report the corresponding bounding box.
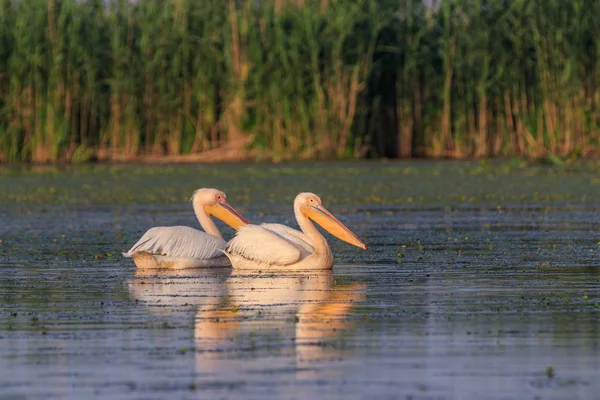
[0,0,598,163]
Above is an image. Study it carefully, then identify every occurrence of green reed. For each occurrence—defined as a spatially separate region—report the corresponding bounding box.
[0,0,598,162]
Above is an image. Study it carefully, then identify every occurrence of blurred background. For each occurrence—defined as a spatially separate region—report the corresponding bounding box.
[0,0,598,163]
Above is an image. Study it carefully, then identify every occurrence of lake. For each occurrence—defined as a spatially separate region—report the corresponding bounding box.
[1,160,599,399]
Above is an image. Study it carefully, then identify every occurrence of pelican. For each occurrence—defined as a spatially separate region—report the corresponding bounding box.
[123,188,248,269]
[223,192,366,270]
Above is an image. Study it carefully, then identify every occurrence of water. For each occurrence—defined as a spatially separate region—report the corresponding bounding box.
[1,160,599,399]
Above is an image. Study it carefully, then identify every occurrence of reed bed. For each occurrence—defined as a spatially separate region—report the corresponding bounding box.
[0,0,598,163]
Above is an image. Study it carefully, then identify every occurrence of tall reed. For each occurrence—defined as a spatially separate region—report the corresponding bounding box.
[373,0,600,158]
[0,0,598,162]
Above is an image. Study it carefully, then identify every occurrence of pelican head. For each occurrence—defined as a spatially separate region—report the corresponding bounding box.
[191,188,248,230]
[296,192,367,250]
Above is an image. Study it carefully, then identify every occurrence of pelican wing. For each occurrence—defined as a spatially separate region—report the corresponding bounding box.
[124,226,225,260]
[225,224,302,265]
[259,223,314,254]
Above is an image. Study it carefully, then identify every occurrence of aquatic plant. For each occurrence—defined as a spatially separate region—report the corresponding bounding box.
[0,0,598,162]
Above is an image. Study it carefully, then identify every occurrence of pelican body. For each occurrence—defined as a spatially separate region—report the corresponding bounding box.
[123,188,248,269]
[223,192,366,270]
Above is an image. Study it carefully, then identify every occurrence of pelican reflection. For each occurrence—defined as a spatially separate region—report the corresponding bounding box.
[127,269,367,382]
[194,271,367,376]
[127,268,231,317]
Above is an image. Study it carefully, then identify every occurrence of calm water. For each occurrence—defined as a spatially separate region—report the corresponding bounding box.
[1,160,599,399]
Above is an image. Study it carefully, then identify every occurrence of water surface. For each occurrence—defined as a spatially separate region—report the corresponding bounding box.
[1,160,599,399]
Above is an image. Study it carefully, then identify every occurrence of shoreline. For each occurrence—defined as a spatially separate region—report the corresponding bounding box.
[1,136,599,167]
[1,154,598,168]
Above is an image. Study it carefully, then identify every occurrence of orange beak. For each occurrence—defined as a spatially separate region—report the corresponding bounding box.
[303,204,367,250]
[205,200,249,230]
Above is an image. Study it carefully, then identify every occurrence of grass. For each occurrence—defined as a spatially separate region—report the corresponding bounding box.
[0,0,599,163]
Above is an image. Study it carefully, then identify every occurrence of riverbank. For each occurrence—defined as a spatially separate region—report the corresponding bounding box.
[1,1,599,163]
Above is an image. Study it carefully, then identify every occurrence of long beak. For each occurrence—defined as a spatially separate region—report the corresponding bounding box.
[303,205,367,250]
[205,201,249,230]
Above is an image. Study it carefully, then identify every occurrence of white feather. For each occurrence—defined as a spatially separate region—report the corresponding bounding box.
[224,224,303,266]
[124,226,225,261]
[259,223,314,254]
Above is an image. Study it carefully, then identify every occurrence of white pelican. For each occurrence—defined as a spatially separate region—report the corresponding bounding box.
[123,188,248,269]
[223,192,366,270]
